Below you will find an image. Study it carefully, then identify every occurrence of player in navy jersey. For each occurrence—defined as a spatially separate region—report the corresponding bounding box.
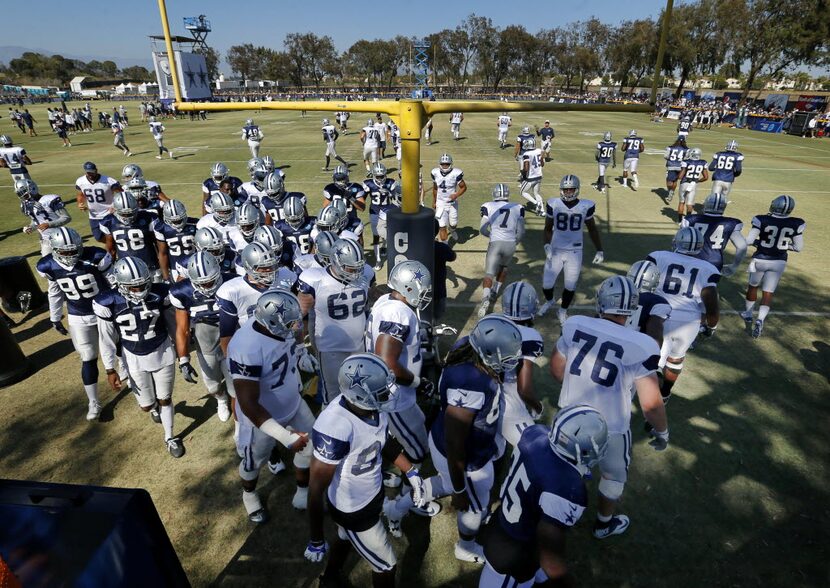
[676,147,709,224]
[479,406,609,588]
[384,316,522,564]
[241,118,263,158]
[621,130,644,190]
[677,115,693,139]
[627,260,671,346]
[155,199,198,281]
[37,227,117,420]
[261,171,307,223]
[324,166,367,227]
[663,136,688,203]
[708,140,744,198]
[363,162,397,269]
[536,120,555,160]
[202,163,244,214]
[94,257,185,458]
[594,132,616,192]
[740,195,805,338]
[169,252,234,423]
[681,192,746,274]
[99,191,160,276]
[275,195,316,257]
[194,226,237,276]
[514,126,534,162]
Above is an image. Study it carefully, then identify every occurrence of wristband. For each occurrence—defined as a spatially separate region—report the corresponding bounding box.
[260,418,301,448]
[410,375,421,389]
[452,485,466,495]
[654,429,669,440]
[178,356,190,366]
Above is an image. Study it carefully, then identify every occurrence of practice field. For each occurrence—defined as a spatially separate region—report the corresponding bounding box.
[0,101,828,587]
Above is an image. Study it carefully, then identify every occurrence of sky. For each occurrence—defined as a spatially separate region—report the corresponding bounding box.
[5,0,671,69]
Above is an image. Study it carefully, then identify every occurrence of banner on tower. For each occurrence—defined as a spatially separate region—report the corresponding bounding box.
[152,51,212,101]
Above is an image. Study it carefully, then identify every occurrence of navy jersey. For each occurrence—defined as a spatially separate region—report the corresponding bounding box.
[262,191,306,223]
[622,136,644,158]
[242,124,260,140]
[364,178,397,215]
[708,150,744,182]
[633,292,671,334]
[153,217,198,269]
[685,214,742,269]
[93,284,171,356]
[37,247,112,316]
[168,279,224,326]
[324,182,364,220]
[537,127,554,141]
[497,425,587,542]
[596,140,617,164]
[202,176,243,196]
[751,215,806,261]
[680,158,708,183]
[665,145,688,170]
[432,337,503,470]
[99,211,159,269]
[516,132,534,153]
[275,217,316,256]
[181,246,236,278]
[677,118,693,133]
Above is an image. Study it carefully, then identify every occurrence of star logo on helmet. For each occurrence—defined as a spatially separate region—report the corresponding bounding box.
[347,366,368,389]
[413,269,424,283]
[270,298,287,321]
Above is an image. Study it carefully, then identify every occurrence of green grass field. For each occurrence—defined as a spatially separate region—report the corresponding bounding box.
[1,101,828,587]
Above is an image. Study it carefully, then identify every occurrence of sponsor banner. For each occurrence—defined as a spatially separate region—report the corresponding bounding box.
[764,93,788,110]
[153,51,212,101]
[795,95,827,112]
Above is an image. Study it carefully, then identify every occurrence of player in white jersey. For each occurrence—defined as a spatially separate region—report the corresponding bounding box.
[425,116,434,144]
[305,354,426,584]
[431,153,467,243]
[646,226,720,402]
[520,137,545,216]
[366,261,433,484]
[148,116,173,159]
[360,118,381,175]
[477,184,525,318]
[298,239,375,404]
[499,281,544,448]
[229,290,320,521]
[550,276,668,539]
[226,203,261,273]
[75,161,123,242]
[197,192,237,242]
[373,117,388,159]
[321,118,348,170]
[497,113,512,148]
[111,119,132,156]
[0,135,33,181]
[539,175,604,325]
[450,112,464,140]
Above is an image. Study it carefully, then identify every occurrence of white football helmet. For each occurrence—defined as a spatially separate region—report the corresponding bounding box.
[254,290,302,338]
[549,404,609,476]
[338,353,397,412]
[596,276,639,316]
[469,315,523,373]
[388,260,432,310]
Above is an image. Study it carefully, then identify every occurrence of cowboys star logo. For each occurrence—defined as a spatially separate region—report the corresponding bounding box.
[347,365,368,390]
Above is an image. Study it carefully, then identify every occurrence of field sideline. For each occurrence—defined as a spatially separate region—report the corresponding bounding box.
[0,101,828,587]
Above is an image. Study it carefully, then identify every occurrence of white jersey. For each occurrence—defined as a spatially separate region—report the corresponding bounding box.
[225,227,252,256]
[297,267,372,352]
[545,198,596,251]
[0,146,27,171]
[149,121,165,138]
[227,320,302,423]
[556,315,660,433]
[503,323,544,390]
[216,272,296,332]
[293,253,323,275]
[365,294,422,410]
[498,115,512,130]
[362,125,380,149]
[522,148,544,180]
[196,214,236,242]
[75,174,121,220]
[431,168,464,203]
[239,181,268,202]
[373,122,387,142]
[647,250,720,318]
[481,201,524,243]
[309,226,361,244]
[451,112,463,124]
[312,396,388,513]
[322,124,337,142]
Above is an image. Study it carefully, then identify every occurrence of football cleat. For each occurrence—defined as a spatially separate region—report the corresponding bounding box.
[740,310,754,326]
[537,300,555,317]
[752,319,764,339]
[166,437,186,458]
[454,540,485,564]
[216,398,231,422]
[382,498,404,538]
[476,299,489,319]
[86,400,101,421]
[409,500,442,518]
[557,308,568,327]
[593,514,630,539]
[52,321,69,336]
[268,456,286,475]
[292,486,309,510]
[150,407,161,424]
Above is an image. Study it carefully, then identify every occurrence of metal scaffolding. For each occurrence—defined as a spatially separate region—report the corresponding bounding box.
[412,39,431,98]
[183,15,211,51]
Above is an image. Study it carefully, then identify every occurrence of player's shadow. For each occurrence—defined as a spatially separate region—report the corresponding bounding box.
[12,316,53,343]
[174,397,217,439]
[660,206,679,223]
[27,337,75,371]
[800,341,830,383]
[98,385,133,423]
[651,187,669,202]
[453,227,477,245]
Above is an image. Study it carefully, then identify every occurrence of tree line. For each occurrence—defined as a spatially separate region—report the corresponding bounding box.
[226,0,828,98]
[0,53,155,86]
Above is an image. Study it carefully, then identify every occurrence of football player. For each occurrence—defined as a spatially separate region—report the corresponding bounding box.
[241,118,263,158]
[111,118,132,157]
[261,171,306,224]
[450,112,464,140]
[513,126,534,162]
[374,115,388,159]
[275,195,316,256]
[323,166,367,233]
[169,252,234,422]
[293,230,338,276]
[366,261,434,487]
[298,239,374,405]
[708,140,744,198]
[383,316,522,563]
[676,113,693,140]
[479,406,608,588]
[663,136,688,203]
[675,147,709,224]
[740,195,805,338]
[202,162,244,215]
[155,199,198,281]
[626,260,671,346]
[363,163,397,270]
[0,134,33,181]
[539,175,604,325]
[519,138,545,216]
[124,176,164,216]
[99,191,160,279]
[647,227,720,401]
[431,153,467,243]
[194,226,237,276]
[594,131,617,192]
[425,116,433,145]
[94,257,185,458]
[197,192,237,241]
[360,118,381,176]
[149,116,173,160]
[37,227,116,420]
[227,203,263,274]
[681,192,746,275]
[229,290,320,520]
[75,161,122,242]
[321,117,348,171]
[305,354,426,585]
[478,184,526,318]
[621,129,644,190]
[16,179,71,255]
[536,119,554,160]
[498,282,544,448]
[550,276,668,539]
[497,112,512,149]
[312,203,361,245]
[239,161,270,210]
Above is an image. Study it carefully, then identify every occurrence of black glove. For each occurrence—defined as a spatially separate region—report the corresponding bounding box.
[179,360,198,384]
[416,378,434,399]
